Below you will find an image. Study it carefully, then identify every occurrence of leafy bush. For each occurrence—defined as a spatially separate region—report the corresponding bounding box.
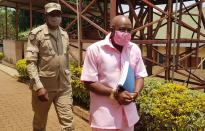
[16,59,29,79]
[70,62,90,109]
[0,52,4,61]
[18,26,37,40]
[135,78,205,130]
[18,30,29,40]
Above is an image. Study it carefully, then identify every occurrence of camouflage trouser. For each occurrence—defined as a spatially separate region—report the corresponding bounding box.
[32,88,74,131]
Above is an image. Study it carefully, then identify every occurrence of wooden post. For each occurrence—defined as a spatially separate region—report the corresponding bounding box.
[77,0,82,65]
[172,0,179,82]
[176,0,183,70]
[110,0,116,26]
[29,0,33,31]
[147,1,153,75]
[5,7,8,39]
[104,0,108,30]
[165,0,172,80]
[196,0,202,69]
[15,4,19,40]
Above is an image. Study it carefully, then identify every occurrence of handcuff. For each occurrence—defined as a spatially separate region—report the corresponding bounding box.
[109,86,139,101]
[109,88,117,100]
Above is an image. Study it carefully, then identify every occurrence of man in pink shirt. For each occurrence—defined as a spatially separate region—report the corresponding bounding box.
[81,15,148,131]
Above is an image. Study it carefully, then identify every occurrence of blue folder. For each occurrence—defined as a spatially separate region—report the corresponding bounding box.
[118,61,135,92]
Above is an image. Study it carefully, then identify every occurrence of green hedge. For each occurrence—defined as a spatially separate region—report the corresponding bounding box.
[70,62,90,109]
[135,78,205,130]
[16,59,29,79]
[0,52,4,61]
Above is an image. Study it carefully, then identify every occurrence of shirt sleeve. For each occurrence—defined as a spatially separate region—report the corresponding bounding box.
[81,46,99,82]
[134,47,148,79]
[25,33,44,91]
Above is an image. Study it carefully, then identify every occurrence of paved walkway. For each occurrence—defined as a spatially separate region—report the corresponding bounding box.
[0,64,91,131]
[0,63,19,78]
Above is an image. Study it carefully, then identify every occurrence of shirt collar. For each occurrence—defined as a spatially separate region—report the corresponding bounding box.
[43,24,66,36]
[101,33,115,48]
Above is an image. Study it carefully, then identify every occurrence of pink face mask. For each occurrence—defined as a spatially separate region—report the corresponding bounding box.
[113,31,131,46]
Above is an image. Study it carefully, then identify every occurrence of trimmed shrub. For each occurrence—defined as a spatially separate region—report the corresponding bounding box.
[70,62,90,109]
[19,30,29,40]
[135,78,205,130]
[0,52,4,61]
[16,59,29,79]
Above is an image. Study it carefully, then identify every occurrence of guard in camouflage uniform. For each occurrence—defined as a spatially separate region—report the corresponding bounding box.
[26,2,74,131]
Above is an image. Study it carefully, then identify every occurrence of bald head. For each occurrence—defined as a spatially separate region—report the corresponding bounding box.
[111,15,132,30]
[109,15,132,50]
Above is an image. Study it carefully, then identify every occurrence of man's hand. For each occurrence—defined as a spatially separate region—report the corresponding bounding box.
[130,92,139,102]
[36,88,49,102]
[116,91,133,105]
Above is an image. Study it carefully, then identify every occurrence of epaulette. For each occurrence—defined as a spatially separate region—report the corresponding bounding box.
[60,27,68,37]
[29,25,44,41]
[60,26,65,31]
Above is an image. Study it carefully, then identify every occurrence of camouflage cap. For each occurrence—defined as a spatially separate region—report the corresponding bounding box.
[44,2,61,13]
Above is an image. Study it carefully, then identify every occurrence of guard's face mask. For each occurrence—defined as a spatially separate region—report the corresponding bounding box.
[47,16,62,27]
